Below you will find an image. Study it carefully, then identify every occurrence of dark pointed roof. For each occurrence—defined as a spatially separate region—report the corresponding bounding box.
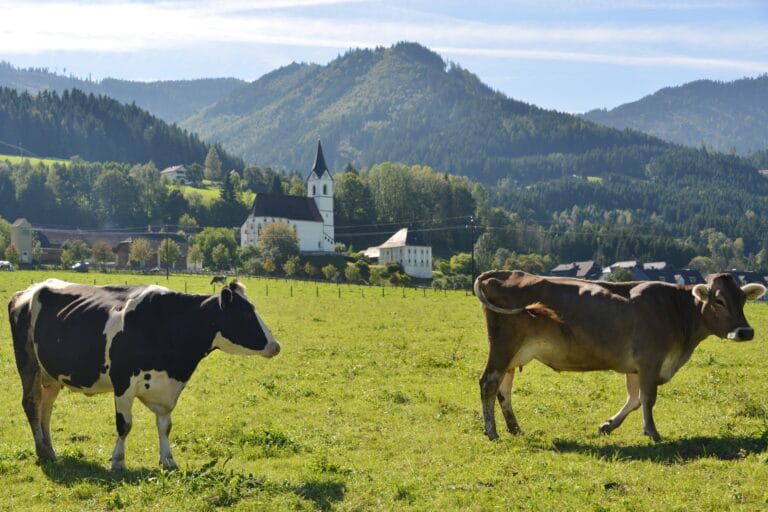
[310,140,330,178]
[249,193,323,222]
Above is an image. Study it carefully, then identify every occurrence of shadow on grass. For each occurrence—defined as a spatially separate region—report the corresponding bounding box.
[552,433,768,463]
[39,455,157,487]
[289,479,346,512]
[39,456,347,509]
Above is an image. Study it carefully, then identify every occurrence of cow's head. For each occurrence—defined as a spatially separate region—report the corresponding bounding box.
[692,273,766,341]
[212,281,281,357]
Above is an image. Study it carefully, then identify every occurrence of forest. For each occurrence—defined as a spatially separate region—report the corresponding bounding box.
[0,87,243,170]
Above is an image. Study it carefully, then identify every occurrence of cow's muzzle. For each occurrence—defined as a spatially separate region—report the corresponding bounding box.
[727,327,754,341]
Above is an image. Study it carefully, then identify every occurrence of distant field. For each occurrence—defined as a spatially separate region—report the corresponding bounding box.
[173,181,255,206]
[0,154,67,168]
[0,271,767,510]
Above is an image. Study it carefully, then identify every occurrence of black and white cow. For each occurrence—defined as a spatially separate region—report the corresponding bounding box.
[8,279,280,470]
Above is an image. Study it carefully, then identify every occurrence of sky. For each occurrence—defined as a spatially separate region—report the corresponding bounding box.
[1,0,767,113]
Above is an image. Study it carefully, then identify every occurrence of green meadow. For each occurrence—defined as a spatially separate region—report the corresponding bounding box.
[0,154,68,168]
[0,271,767,511]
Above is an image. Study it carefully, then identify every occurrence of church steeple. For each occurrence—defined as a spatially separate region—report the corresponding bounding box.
[310,140,329,178]
[307,140,334,252]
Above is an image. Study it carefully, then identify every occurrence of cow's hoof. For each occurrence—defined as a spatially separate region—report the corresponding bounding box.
[598,421,613,435]
[644,429,661,443]
[485,431,500,441]
[36,446,57,461]
[111,460,126,471]
[506,425,522,435]
[160,458,178,470]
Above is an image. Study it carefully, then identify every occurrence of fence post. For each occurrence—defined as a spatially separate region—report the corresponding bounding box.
[338,287,341,298]
[402,287,405,298]
[316,286,319,298]
[290,285,293,297]
[266,283,269,297]
[382,286,384,297]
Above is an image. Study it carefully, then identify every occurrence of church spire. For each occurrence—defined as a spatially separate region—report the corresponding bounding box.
[310,140,329,178]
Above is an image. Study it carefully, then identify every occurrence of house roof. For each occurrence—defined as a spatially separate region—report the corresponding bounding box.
[33,228,187,251]
[379,227,428,248]
[160,165,186,175]
[643,261,674,270]
[248,193,323,222]
[309,140,331,179]
[551,261,600,279]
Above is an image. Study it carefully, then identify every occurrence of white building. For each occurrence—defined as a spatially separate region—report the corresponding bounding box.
[160,165,188,183]
[240,141,335,253]
[365,227,433,279]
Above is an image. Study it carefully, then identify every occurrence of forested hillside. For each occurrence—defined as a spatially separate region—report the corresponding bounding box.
[181,42,665,182]
[0,87,243,170]
[583,75,768,155]
[0,61,246,122]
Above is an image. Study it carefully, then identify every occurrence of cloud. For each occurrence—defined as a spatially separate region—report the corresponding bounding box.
[0,0,765,75]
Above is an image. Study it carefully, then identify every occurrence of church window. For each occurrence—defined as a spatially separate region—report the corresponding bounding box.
[323,184,328,195]
[312,185,316,195]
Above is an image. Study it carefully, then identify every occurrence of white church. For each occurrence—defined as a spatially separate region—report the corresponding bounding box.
[240,141,335,253]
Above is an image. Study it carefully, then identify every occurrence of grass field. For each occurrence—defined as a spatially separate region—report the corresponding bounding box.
[0,154,68,168]
[173,181,255,207]
[1,271,768,511]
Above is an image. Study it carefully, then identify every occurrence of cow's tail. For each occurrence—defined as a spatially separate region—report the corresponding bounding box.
[474,276,561,322]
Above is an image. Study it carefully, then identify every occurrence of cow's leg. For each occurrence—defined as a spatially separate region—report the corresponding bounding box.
[155,413,177,470]
[497,367,521,434]
[480,346,515,441]
[111,392,135,471]
[20,369,56,460]
[639,373,661,442]
[599,373,640,434]
[40,379,62,456]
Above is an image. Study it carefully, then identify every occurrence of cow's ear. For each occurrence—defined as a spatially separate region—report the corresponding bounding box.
[742,283,767,301]
[219,287,234,309]
[692,284,710,303]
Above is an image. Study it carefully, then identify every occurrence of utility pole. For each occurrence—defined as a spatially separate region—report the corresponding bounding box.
[467,215,478,291]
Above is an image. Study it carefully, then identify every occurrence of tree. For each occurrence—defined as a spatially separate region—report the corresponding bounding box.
[263,257,276,275]
[188,245,203,270]
[606,267,634,282]
[204,147,222,181]
[220,170,240,204]
[283,256,300,277]
[4,243,20,267]
[129,238,152,268]
[304,261,318,278]
[158,238,181,278]
[211,243,232,271]
[258,221,300,267]
[322,264,339,282]
[185,163,204,185]
[92,240,114,270]
[178,213,198,232]
[345,263,362,283]
[62,239,91,263]
[193,227,239,269]
[449,252,473,275]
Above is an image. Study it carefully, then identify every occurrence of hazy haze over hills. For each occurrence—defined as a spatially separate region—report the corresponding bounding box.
[0,62,246,122]
[583,75,768,155]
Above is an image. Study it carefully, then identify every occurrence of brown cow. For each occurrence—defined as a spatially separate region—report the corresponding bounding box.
[475,270,766,442]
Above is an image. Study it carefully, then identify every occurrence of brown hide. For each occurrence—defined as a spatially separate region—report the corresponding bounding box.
[475,270,763,442]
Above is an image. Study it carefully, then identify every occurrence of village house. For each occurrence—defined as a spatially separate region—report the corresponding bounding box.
[364,227,433,279]
[549,260,602,280]
[240,141,335,253]
[160,165,188,183]
[9,218,188,269]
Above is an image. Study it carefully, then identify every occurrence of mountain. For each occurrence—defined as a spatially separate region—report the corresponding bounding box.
[0,86,243,170]
[583,75,768,155]
[181,42,666,183]
[0,61,246,122]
